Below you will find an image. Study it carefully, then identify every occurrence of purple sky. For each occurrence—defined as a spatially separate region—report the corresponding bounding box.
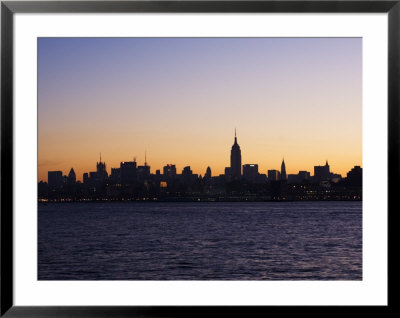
[38,37,362,181]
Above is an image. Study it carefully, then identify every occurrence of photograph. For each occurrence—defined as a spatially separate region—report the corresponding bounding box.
[37,37,363,281]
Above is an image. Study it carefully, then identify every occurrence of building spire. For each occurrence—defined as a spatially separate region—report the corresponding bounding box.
[99,152,101,163]
[144,150,147,166]
[280,157,287,181]
[234,128,237,144]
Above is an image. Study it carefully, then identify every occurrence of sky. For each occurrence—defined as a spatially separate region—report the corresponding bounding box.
[38,37,362,182]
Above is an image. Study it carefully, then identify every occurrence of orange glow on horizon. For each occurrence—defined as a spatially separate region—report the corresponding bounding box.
[38,38,362,182]
[38,133,362,182]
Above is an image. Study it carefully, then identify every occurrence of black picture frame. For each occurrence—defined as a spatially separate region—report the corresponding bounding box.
[1,1,395,316]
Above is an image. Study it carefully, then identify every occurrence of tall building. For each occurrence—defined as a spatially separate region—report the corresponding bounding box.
[120,159,137,184]
[204,166,212,180]
[137,165,150,180]
[109,168,121,184]
[280,158,287,181]
[314,160,330,182]
[163,164,177,177]
[83,172,89,184]
[230,129,242,180]
[67,168,76,184]
[346,165,362,186]
[182,166,196,185]
[48,171,63,189]
[137,154,150,180]
[268,170,280,182]
[96,154,108,181]
[243,164,258,183]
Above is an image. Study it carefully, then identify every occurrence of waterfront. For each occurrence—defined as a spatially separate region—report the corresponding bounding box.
[38,201,362,280]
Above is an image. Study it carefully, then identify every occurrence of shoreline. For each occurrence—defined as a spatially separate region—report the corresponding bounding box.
[38,198,362,203]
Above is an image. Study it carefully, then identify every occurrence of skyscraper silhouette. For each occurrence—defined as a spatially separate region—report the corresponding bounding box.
[48,171,63,189]
[230,129,242,180]
[137,152,150,180]
[280,158,287,180]
[204,166,212,180]
[96,153,108,181]
[67,168,76,184]
[314,160,330,182]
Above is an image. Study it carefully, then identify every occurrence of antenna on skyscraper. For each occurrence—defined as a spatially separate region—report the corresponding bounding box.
[145,150,147,166]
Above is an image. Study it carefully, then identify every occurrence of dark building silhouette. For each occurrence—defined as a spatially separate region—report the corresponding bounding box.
[268,169,280,182]
[270,180,288,199]
[120,160,137,184]
[40,132,362,202]
[314,160,330,182]
[230,129,242,179]
[298,170,311,181]
[96,154,108,181]
[204,166,212,181]
[224,167,232,181]
[48,171,63,189]
[83,172,89,184]
[137,154,150,181]
[89,171,97,179]
[137,165,150,181]
[243,164,258,183]
[154,169,161,184]
[280,158,287,180]
[257,174,267,183]
[82,156,108,189]
[182,166,192,174]
[182,166,197,186]
[346,165,362,186]
[67,168,76,184]
[288,170,311,183]
[109,168,121,184]
[163,164,177,177]
[330,173,342,183]
[38,180,49,198]
[287,174,299,183]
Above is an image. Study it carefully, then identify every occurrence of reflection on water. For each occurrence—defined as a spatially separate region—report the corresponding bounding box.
[38,201,362,280]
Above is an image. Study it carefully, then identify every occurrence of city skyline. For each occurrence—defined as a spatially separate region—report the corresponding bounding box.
[38,38,362,182]
[40,130,361,183]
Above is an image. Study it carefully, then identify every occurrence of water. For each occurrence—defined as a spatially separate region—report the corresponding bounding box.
[38,201,362,280]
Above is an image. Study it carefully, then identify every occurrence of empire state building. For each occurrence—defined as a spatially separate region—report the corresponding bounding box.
[230,129,242,179]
